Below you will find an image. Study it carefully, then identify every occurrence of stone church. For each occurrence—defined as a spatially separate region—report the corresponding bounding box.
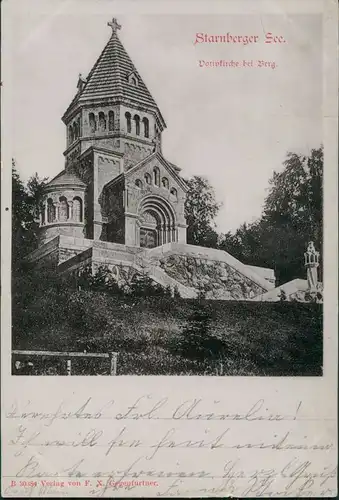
[28,18,277,300]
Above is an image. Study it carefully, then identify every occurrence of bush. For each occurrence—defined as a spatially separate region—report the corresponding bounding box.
[173,285,181,300]
[304,290,323,303]
[77,265,122,295]
[77,265,174,299]
[67,291,109,333]
[175,297,225,360]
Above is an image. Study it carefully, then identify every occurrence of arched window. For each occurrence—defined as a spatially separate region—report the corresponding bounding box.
[134,115,140,136]
[108,111,114,131]
[41,205,45,225]
[69,126,74,144]
[73,122,79,140]
[135,179,142,189]
[89,113,96,133]
[47,198,56,223]
[153,167,160,187]
[73,197,82,222]
[142,117,149,138]
[162,177,169,189]
[170,187,178,200]
[144,173,151,185]
[75,118,81,138]
[59,196,69,222]
[125,112,131,133]
[98,112,106,132]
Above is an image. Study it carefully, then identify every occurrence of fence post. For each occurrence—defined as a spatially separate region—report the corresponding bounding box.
[66,359,72,375]
[215,361,223,376]
[109,352,118,376]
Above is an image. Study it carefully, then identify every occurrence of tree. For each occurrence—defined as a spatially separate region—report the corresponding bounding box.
[260,146,323,283]
[219,222,263,264]
[218,147,323,285]
[12,162,48,269]
[12,163,29,267]
[263,147,323,245]
[184,176,221,248]
[27,172,49,220]
[176,294,223,361]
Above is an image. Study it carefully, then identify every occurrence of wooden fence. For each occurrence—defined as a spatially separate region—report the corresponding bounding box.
[12,350,118,375]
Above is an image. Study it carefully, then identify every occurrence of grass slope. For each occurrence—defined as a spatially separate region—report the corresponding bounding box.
[13,288,323,376]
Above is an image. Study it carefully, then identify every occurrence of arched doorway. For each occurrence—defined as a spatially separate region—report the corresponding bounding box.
[139,210,158,248]
[138,195,177,248]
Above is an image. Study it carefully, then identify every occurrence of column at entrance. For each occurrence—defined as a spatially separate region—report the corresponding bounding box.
[139,222,178,247]
[167,225,172,243]
[138,197,178,248]
[161,224,167,245]
[157,226,163,246]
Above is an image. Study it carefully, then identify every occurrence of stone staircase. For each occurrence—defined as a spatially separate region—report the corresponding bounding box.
[144,242,274,292]
[53,237,197,298]
[42,237,275,300]
[135,259,197,298]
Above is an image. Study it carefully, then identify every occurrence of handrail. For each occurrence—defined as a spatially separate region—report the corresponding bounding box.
[12,350,118,375]
[12,350,111,358]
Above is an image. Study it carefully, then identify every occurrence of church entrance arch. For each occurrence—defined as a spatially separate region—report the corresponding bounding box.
[139,209,158,248]
[138,195,177,248]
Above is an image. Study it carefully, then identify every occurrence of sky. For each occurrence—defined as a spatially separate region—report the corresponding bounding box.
[8,2,322,232]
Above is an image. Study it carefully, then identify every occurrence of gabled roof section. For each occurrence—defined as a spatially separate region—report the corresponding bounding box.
[46,170,86,189]
[124,151,189,192]
[104,172,124,191]
[167,160,181,173]
[63,25,166,128]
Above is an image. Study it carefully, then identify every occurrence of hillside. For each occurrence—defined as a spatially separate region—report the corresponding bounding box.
[12,284,323,376]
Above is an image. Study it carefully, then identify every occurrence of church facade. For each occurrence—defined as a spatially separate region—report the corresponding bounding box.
[28,18,277,300]
[39,18,187,250]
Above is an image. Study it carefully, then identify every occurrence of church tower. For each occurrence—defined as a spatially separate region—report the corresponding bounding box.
[62,17,166,172]
[39,17,188,247]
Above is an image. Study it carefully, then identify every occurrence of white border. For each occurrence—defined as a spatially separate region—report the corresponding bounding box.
[1,0,337,497]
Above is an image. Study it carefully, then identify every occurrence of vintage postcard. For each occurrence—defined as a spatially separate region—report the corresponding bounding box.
[1,0,337,497]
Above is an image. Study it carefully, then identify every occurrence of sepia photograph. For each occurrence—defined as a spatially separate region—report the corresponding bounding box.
[11,12,323,377]
[3,2,337,497]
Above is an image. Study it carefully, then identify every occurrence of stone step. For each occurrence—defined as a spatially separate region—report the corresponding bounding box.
[144,242,274,291]
[131,259,197,299]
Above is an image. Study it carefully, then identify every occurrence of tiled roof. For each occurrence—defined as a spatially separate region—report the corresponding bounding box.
[64,30,164,123]
[46,170,86,188]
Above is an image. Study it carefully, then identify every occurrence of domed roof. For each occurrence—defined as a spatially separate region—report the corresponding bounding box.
[46,170,86,189]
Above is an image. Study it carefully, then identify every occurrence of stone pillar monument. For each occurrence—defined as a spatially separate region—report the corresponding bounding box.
[304,241,320,291]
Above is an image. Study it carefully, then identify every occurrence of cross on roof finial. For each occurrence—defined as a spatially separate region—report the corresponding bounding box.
[108,17,121,34]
